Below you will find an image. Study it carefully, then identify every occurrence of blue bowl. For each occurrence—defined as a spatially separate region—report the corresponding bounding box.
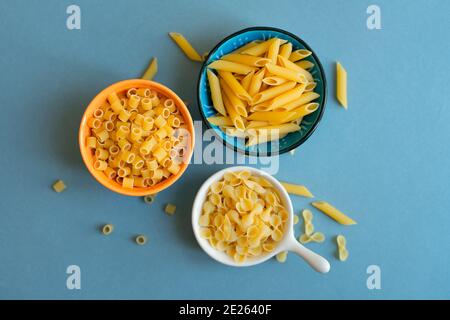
[197,26,327,156]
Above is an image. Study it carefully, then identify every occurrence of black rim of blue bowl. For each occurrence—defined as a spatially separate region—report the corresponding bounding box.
[197,26,327,157]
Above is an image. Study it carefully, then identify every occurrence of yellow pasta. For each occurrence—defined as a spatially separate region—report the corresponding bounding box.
[276,251,288,263]
[141,57,158,80]
[85,87,187,189]
[280,182,314,198]
[337,235,349,261]
[102,224,114,235]
[252,81,296,105]
[265,64,307,84]
[221,54,271,67]
[206,69,226,116]
[311,201,357,225]
[248,68,265,97]
[52,180,66,193]
[218,71,252,102]
[208,60,257,75]
[336,62,348,109]
[207,116,233,127]
[295,60,314,70]
[135,235,147,245]
[279,42,293,59]
[204,37,322,146]
[289,49,312,62]
[277,55,313,82]
[199,170,287,263]
[165,203,176,215]
[169,32,202,62]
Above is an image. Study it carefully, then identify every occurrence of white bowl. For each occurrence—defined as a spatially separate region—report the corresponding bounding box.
[192,166,330,273]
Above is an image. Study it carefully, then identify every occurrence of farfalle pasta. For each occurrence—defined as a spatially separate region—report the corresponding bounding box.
[198,170,288,263]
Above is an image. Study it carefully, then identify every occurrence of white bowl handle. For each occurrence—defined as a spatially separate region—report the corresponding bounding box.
[285,237,331,273]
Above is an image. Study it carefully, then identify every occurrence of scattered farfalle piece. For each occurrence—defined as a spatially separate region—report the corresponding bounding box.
[276,251,288,263]
[310,232,325,243]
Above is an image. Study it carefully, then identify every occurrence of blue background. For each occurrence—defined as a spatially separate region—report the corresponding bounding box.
[0,0,449,299]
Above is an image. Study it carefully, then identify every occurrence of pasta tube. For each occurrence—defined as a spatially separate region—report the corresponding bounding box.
[206,69,226,116]
[218,71,252,102]
[208,60,257,75]
[221,53,271,67]
[336,62,348,109]
[142,57,158,80]
[169,32,202,62]
[280,182,313,198]
[311,201,356,225]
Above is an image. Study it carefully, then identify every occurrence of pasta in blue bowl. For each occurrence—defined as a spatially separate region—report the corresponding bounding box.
[197,26,327,156]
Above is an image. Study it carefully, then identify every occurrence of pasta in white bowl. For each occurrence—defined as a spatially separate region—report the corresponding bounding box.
[191,166,330,273]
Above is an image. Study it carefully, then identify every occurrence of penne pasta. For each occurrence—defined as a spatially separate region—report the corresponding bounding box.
[277,55,314,82]
[206,69,227,116]
[169,32,203,62]
[207,116,234,127]
[218,71,252,102]
[295,60,314,70]
[279,42,293,59]
[336,62,348,109]
[267,38,281,64]
[240,71,254,92]
[222,94,245,131]
[289,49,312,62]
[141,57,158,80]
[268,84,306,110]
[221,53,271,67]
[252,81,296,105]
[241,38,287,56]
[248,68,266,97]
[265,63,307,84]
[220,79,247,117]
[311,201,356,225]
[262,76,288,86]
[248,111,296,123]
[277,92,320,111]
[280,182,314,198]
[208,60,257,75]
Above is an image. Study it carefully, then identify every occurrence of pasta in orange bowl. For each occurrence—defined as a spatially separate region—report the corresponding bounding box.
[79,79,195,196]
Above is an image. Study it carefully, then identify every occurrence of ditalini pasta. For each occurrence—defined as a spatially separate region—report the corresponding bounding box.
[198,170,288,263]
[311,201,356,225]
[52,180,67,193]
[135,235,147,245]
[169,32,203,62]
[205,37,320,146]
[165,203,177,215]
[85,87,189,189]
[280,182,314,198]
[336,62,348,109]
[102,224,114,235]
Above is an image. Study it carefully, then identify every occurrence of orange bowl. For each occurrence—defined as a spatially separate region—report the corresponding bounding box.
[79,79,195,196]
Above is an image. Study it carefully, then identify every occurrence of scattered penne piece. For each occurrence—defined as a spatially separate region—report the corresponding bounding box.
[169,32,203,62]
[142,57,158,80]
[336,62,348,109]
[311,201,356,225]
[280,182,314,198]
